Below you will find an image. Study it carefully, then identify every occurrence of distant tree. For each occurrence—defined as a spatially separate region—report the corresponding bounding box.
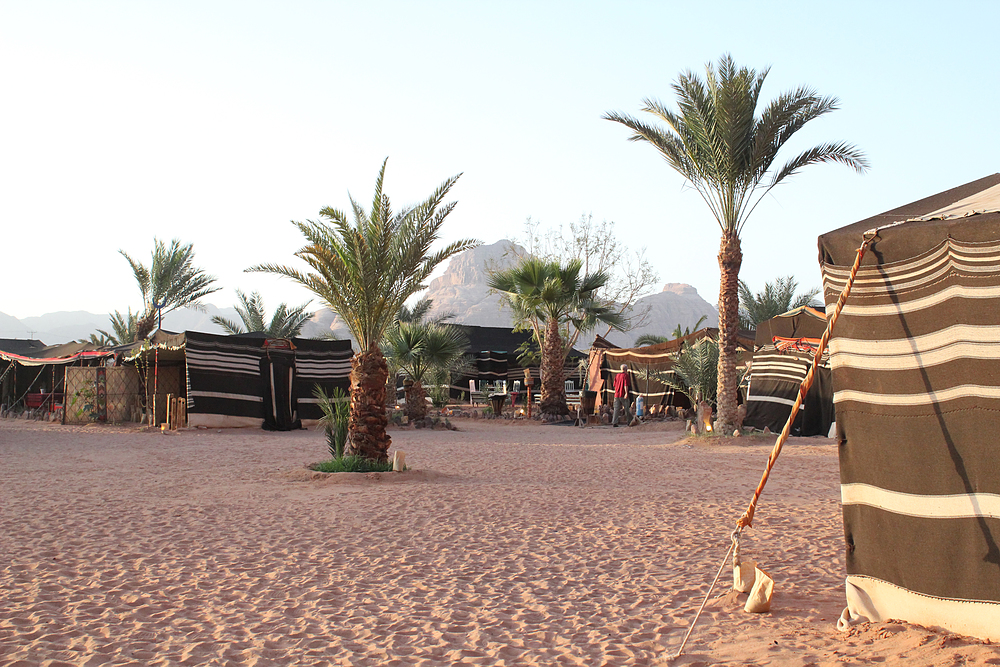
[211,290,313,338]
[634,315,708,347]
[95,309,139,346]
[250,158,478,461]
[397,297,453,325]
[604,53,867,434]
[738,276,820,330]
[513,214,659,335]
[489,257,625,415]
[384,321,469,421]
[117,238,220,342]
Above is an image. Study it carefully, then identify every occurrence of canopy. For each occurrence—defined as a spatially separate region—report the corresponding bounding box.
[818,173,1000,641]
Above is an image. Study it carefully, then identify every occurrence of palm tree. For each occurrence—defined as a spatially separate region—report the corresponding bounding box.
[96,309,139,346]
[489,257,625,416]
[211,290,313,338]
[634,315,708,347]
[604,54,867,434]
[119,238,220,342]
[250,158,478,461]
[738,276,820,330]
[384,321,469,421]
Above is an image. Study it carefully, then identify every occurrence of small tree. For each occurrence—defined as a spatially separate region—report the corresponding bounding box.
[489,257,625,415]
[212,290,313,338]
[384,321,469,421]
[250,159,478,461]
[117,238,220,342]
[738,276,820,330]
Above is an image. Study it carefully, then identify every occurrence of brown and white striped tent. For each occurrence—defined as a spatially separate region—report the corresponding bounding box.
[744,306,835,436]
[818,173,1000,641]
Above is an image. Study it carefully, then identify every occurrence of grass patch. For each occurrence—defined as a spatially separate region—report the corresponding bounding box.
[310,455,398,473]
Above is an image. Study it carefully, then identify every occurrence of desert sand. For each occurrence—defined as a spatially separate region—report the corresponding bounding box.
[1,417,997,666]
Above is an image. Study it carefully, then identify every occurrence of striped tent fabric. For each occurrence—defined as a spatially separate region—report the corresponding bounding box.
[291,337,353,422]
[744,307,835,436]
[818,173,1000,641]
[183,332,352,429]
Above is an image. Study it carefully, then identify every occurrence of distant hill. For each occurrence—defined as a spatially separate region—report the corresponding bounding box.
[1,240,718,349]
[0,306,240,345]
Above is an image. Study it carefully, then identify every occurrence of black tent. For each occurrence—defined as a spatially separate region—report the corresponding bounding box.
[819,173,1000,640]
[743,306,834,436]
[124,331,352,430]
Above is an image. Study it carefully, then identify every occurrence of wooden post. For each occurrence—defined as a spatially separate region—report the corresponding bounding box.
[165,393,173,430]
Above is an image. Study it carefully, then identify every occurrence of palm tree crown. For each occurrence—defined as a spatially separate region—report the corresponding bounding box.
[251,159,477,353]
[603,54,868,236]
[211,290,313,339]
[738,276,820,330]
[119,238,220,342]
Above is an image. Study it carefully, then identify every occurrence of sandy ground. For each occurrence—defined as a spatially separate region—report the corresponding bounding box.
[1,417,997,667]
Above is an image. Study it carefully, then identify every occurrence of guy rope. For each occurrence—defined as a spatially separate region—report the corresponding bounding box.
[668,229,879,661]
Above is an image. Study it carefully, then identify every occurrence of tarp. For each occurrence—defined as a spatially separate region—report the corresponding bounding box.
[818,173,1000,641]
[743,306,835,436]
[0,341,111,366]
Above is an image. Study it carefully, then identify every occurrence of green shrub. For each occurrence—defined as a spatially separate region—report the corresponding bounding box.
[314,385,349,459]
[310,455,398,473]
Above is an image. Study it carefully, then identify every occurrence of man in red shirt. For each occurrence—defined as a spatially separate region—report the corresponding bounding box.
[612,363,632,427]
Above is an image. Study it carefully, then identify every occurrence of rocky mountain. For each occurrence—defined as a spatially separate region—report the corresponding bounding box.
[602,283,719,348]
[421,239,523,327]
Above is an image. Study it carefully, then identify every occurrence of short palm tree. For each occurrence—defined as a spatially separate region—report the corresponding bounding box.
[489,257,625,415]
[384,321,468,421]
[604,54,867,433]
[250,159,478,461]
[96,309,139,346]
[634,333,671,348]
[211,290,313,338]
[118,238,220,342]
[738,276,820,330]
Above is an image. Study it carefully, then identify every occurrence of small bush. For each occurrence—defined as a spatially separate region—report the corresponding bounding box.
[310,455,398,473]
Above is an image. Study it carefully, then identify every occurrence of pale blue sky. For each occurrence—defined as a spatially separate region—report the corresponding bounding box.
[2,1,997,324]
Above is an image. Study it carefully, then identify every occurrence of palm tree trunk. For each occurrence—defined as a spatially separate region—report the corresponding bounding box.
[348,347,391,461]
[540,317,568,415]
[404,381,428,421]
[134,311,157,342]
[715,232,743,435]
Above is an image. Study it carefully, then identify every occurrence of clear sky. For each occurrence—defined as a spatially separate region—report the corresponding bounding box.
[2,1,998,325]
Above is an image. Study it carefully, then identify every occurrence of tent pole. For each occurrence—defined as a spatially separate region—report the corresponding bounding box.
[153,348,159,427]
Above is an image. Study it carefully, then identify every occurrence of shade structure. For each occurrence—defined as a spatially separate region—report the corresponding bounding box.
[818,173,1000,640]
[744,306,834,436]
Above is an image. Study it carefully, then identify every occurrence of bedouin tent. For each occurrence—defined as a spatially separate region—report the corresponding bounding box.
[0,339,112,413]
[589,328,755,411]
[818,173,1000,641]
[444,325,586,402]
[743,306,835,436]
[123,331,352,430]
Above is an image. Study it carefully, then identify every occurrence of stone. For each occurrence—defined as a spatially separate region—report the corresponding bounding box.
[392,451,406,472]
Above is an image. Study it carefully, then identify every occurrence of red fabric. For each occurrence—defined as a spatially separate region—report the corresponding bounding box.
[614,372,630,398]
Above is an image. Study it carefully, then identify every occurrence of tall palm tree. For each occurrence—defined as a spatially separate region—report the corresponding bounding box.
[489,257,625,415]
[119,238,220,342]
[738,276,820,330]
[211,290,313,338]
[250,158,477,461]
[384,321,468,421]
[96,309,139,346]
[604,54,867,433]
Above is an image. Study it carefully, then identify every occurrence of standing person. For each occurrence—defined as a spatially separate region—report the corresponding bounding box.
[612,363,632,427]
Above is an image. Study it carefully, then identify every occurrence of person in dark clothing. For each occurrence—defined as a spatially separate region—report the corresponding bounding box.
[612,363,632,427]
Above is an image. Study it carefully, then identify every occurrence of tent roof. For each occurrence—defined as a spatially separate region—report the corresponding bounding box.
[454,324,585,361]
[753,306,828,346]
[0,340,111,366]
[819,173,1000,266]
[592,327,755,364]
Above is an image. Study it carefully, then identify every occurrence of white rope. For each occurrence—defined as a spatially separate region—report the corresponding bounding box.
[666,528,741,661]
